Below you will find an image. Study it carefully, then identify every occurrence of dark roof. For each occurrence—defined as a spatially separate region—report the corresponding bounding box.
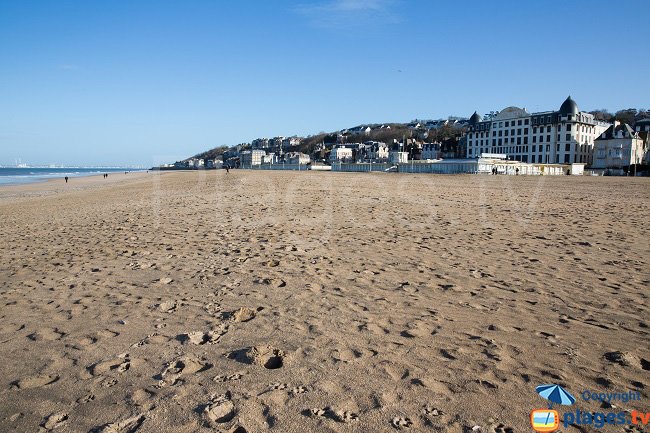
[559,96,579,115]
[596,123,636,140]
[635,118,650,125]
[469,111,482,124]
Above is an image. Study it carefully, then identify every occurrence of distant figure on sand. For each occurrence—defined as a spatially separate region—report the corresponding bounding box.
[515,167,519,175]
[64,176,69,183]
[226,167,230,174]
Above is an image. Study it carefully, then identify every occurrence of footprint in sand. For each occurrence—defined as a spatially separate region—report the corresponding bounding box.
[130,333,170,348]
[76,394,95,404]
[130,388,155,406]
[157,355,212,387]
[202,392,236,424]
[256,278,286,287]
[213,372,244,383]
[155,300,177,313]
[89,354,143,376]
[97,329,120,339]
[308,407,358,423]
[180,330,224,345]
[492,423,514,433]
[41,412,68,430]
[392,416,413,429]
[423,406,442,416]
[289,385,308,396]
[100,378,118,388]
[11,374,59,390]
[94,414,145,433]
[270,382,288,390]
[28,328,65,341]
[74,336,98,348]
[232,346,285,369]
[231,307,257,322]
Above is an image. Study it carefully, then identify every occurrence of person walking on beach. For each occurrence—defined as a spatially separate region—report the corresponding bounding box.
[64,176,68,183]
[226,166,230,174]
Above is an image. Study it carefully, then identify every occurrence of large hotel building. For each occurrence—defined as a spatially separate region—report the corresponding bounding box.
[466,96,610,164]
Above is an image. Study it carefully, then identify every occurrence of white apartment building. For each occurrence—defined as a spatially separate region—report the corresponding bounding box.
[466,97,610,165]
[329,147,353,162]
[592,122,645,169]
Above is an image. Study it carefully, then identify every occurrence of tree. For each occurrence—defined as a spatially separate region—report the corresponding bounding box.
[615,109,637,125]
[589,109,614,122]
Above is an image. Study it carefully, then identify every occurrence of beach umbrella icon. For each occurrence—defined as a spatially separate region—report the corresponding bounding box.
[535,384,576,408]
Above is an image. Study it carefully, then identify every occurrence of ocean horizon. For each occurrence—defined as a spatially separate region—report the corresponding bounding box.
[0,167,143,186]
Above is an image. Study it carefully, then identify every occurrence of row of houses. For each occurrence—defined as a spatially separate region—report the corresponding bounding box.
[162,97,649,174]
[250,136,302,151]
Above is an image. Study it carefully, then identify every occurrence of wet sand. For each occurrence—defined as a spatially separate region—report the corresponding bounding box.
[0,170,648,432]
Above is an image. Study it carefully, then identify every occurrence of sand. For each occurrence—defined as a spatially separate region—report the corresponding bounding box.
[0,170,648,432]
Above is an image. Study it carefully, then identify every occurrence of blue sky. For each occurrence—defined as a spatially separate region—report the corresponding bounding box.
[1,0,648,166]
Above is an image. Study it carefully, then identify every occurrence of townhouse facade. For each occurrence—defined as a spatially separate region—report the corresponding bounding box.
[466,97,610,165]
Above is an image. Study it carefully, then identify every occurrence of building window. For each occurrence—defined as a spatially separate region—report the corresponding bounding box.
[532,136,536,143]
[566,134,571,141]
[524,119,529,125]
[517,120,522,126]
[504,130,508,136]
[524,136,528,144]
[565,143,570,151]
[505,121,509,127]
[567,124,571,131]
[517,137,521,145]
[547,135,551,142]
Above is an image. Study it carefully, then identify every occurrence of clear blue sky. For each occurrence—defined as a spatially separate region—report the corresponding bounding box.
[1,0,648,166]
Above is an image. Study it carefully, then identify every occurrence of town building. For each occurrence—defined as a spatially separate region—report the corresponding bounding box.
[466,97,610,165]
[366,141,389,161]
[240,149,266,167]
[329,147,353,162]
[282,136,302,149]
[421,142,441,160]
[389,151,409,164]
[286,152,311,165]
[592,122,645,170]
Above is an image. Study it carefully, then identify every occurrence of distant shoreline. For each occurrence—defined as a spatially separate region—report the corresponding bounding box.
[0,167,144,186]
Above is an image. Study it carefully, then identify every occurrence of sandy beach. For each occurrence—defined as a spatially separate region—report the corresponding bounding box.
[0,170,648,433]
